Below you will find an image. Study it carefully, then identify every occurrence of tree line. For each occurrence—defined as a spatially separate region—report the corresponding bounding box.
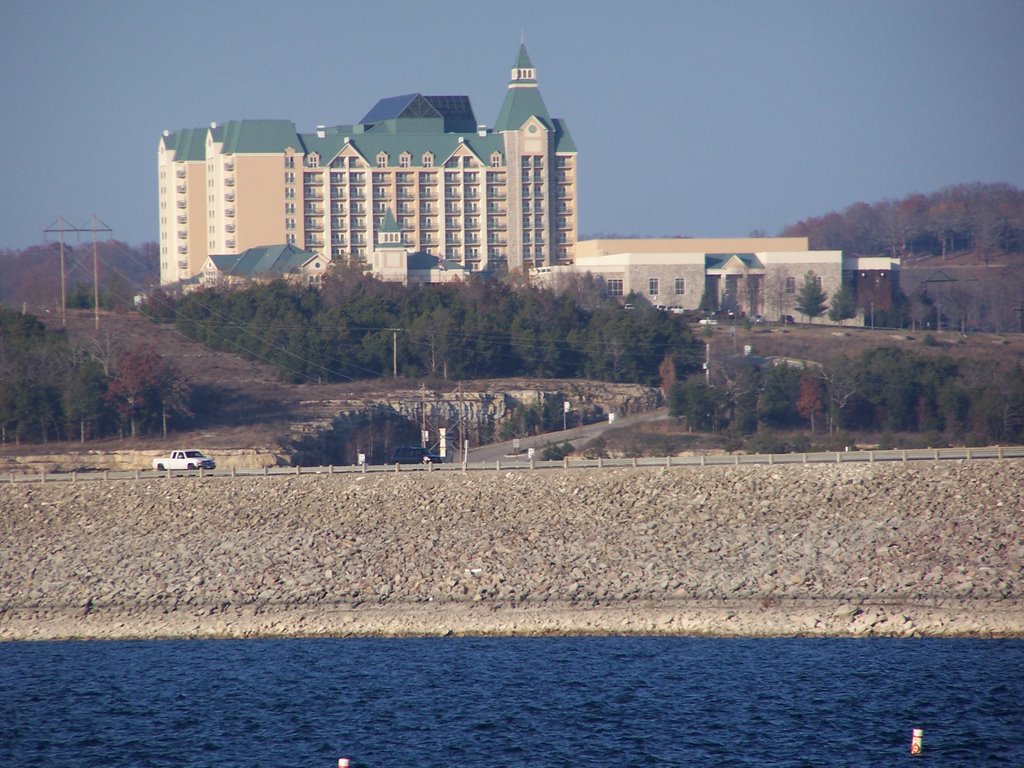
[669,345,1024,449]
[0,308,192,445]
[781,182,1024,259]
[166,276,705,387]
[0,240,158,314]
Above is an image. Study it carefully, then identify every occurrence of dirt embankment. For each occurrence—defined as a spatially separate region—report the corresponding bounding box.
[2,460,1022,641]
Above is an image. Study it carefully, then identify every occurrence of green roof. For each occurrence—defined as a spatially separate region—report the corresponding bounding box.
[211,244,318,278]
[551,119,576,153]
[705,253,763,269]
[301,130,506,168]
[494,85,552,131]
[514,43,534,70]
[218,120,301,154]
[163,127,207,161]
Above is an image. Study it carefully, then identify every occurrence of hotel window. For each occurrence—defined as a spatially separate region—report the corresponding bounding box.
[491,153,502,167]
[674,277,685,295]
[376,153,388,168]
[285,202,295,214]
[606,279,624,297]
[285,172,295,183]
[648,278,659,296]
[785,277,796,294]
[287,233,296,245]
[284,156,295,169]
[422,153,434,167]
[307,154,319,168]
[285,188,295,199]
[285,218,296,230]
[399,153,411,168]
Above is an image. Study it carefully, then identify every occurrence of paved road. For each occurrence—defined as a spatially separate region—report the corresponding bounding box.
[455,407,673,463]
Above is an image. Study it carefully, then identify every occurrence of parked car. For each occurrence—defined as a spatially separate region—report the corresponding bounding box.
[753,314,764,324]
[698,317,718,326]
[389,447,443,464]
[780,314,795,325]
[152,450,216,471]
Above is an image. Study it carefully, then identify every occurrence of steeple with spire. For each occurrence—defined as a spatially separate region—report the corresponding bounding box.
[494,43,552,132]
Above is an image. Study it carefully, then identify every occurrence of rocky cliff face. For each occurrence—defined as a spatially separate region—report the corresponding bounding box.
[295,380,662,441]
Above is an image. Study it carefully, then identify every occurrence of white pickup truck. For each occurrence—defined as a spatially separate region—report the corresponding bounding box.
[152,450,216,471]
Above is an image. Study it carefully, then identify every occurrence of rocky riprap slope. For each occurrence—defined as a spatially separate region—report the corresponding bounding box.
[2,461,1022,640]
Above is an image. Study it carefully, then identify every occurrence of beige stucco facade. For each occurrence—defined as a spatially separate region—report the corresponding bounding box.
[538,238,852,321]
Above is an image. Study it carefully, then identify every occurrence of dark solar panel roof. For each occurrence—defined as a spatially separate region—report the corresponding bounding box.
[361,94,431,124]
[424,95,476,130]
[360,94,477,133]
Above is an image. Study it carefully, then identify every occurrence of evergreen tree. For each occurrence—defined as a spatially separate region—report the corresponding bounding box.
[827,284,857,322]
[796,271,828,321]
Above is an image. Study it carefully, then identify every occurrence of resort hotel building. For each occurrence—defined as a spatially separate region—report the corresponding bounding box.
[157,45,577,286]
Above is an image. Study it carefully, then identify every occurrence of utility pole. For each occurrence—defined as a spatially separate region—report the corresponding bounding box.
[387,328,402,378]
[44,216,111,329]
[420,383,428,448]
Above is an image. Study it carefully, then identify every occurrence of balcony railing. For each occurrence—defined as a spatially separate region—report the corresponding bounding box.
[177,246,188,255]
[226,239,236,248]
[176,184,186,194]
[224,161,234,171]
[177,215,187,224]
[225,224,235,233]
[176,200,186,209]
[177,259,188,269]
[175,168,186,178]
[177,230,187,239]
[225,208,235,217]
[224,177,235,186]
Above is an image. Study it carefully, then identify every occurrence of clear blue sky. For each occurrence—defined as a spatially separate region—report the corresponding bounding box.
[2,0,1022,250]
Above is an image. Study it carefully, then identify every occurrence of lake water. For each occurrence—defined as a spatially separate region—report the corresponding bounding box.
[1,637,1021,767]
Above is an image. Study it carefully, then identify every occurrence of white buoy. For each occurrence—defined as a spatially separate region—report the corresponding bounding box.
[910,728,923,755]
[338,759,350,768]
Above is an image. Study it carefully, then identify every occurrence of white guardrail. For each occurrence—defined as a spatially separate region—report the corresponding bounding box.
[4,446,1024,484]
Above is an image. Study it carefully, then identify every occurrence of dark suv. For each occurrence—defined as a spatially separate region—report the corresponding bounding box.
[389,447,443,464]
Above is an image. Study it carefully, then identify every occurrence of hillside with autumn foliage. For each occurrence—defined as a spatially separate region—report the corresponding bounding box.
[780,182,1024,260]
